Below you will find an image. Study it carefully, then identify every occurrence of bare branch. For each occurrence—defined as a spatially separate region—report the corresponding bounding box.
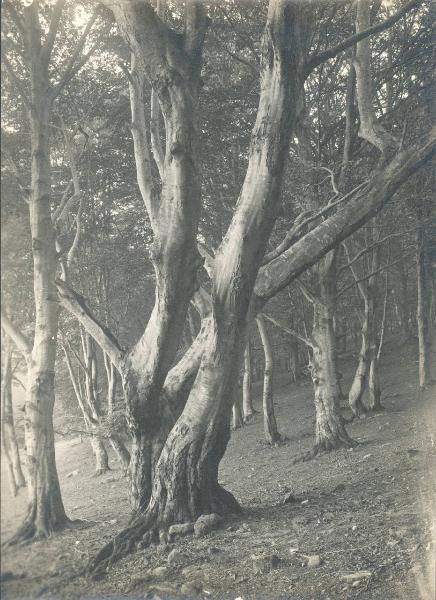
[305,0,422,75]
[56,279,125,371]
[1,53,31,109]
[1,308,32,356]
[52,9,100,98]
[41,0,66,65]
[261,313,313,348]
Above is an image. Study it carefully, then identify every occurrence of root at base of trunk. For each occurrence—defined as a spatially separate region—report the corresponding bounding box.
[5,514,82,547]
[89,483,242,575]
[293,432,357,463]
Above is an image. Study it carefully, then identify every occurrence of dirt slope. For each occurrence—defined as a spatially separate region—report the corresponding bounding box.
[1,339,435,600]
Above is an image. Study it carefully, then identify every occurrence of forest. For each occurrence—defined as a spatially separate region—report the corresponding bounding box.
[1,0,435,599]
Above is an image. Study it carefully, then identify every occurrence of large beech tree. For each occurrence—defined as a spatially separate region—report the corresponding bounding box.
[49,0,435,571]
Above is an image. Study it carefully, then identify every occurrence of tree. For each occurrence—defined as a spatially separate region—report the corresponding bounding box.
[1,0,103,542]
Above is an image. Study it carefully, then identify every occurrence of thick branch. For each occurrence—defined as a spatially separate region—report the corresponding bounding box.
[254,130,436,303]
[56,280,125,371]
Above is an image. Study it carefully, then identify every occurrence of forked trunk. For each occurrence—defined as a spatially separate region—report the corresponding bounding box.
[1,347,26,495]
[242,341,255,421]
[90,0,308,572]
[256,315,281,444]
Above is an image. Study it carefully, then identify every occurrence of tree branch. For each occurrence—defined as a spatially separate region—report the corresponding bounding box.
[305,0,422,76]
[56,279,125,371]
[1,308,32,356]
[41,0,66,65]
[52,9,100,98]
[254,129,436,303]
[261,313,313,348]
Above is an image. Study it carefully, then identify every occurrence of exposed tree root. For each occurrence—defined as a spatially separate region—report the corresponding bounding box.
[4,514,82,547]
[89,484,242,576]
[293,432,357,464]
[94,466,111,477]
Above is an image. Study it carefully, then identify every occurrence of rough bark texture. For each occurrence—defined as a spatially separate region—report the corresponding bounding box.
[256,315,281,444]
[90,0,308,572]
[310,254,355,453]
[1,346,26,496]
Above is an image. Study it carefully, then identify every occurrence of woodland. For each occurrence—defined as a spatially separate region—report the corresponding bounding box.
[0,0,435,599]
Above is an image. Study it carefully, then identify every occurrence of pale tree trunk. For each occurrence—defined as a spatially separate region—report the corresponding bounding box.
[309,253,354,453]
[288,338,299,382]
[417,201,433,389]
[396,260,412,342]
[242,340,255,421]
[348,298,371,416]
[9,5,70,543]
[1,344,26,495]
[256,315,281,444]
[367,273,388,411]
[232,392,244,430]
[104,353,131,472]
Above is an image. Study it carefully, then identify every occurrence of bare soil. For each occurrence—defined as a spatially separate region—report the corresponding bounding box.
[1,338,435,600]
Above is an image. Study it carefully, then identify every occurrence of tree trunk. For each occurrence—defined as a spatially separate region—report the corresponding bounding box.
[1,347,26,495]
[348,300,371,417]
[367,358,382,411]
[90,436,110,476]
[90,0,308,572]
[256,315,281,444]
[417,202,433,389]
[10,7,70,542]
[310,254,354,453]
[242,340,255,421]
[110,436,131,472]
[288,339,299,382]
[232,392,244,430]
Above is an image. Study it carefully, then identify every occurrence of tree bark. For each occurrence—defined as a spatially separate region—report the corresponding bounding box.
[348,297,371,417]
[90,0,308,572]
[9,4,70,543]
[416,201,433,389]
[1,345,26,496]
[256,315,281,444]
[242,340,255,421]
[310,253,355,453]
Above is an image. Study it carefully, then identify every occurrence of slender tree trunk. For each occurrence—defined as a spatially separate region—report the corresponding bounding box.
[288,339,299,382]
[256,315,281,444]
[242,340,255,421]
[348,299,371,417]
[232,392,244,430]
[396,261,411,342]
[310,254,354,453]
[10,8,70,542]
[1,346,26,495]
[417,202,433,389]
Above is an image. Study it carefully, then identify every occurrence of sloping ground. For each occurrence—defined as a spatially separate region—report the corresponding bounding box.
[1,338,435,600]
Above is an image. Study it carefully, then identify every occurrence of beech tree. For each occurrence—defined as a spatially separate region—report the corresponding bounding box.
[53,0,433,572]
[1,0,105,541]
